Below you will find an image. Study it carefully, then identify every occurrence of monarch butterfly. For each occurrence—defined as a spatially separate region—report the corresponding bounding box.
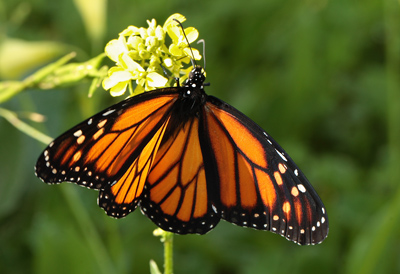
[35,64,328,245]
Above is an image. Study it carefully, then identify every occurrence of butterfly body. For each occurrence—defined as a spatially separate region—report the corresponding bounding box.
[35,65,328,245]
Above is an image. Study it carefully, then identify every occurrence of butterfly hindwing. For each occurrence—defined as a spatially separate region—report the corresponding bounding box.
[98,115,171,217]
[140,117,220,234]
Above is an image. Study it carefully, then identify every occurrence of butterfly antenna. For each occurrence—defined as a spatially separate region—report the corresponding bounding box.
[173,19,197,68]
[197,39,206,69]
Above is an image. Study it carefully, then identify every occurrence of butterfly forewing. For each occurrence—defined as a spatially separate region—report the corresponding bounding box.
[35,90,178,190]
[203,96,328,245]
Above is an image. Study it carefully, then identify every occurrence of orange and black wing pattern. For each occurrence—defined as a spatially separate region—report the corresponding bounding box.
[35,65,328,245]
[35,89,178,213]
[200,95,328,245]
[140,116,220,234]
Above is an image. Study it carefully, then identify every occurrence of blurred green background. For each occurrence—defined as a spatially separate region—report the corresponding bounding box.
[1,0,400,273]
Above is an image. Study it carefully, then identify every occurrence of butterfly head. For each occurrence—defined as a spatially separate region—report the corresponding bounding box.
[185,65,206,89]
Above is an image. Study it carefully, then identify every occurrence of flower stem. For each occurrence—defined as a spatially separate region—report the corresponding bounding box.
[153,229,174,274]
[163,231,174,274]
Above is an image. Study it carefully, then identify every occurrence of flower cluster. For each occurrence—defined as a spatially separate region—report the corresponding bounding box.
[102,13,201,97]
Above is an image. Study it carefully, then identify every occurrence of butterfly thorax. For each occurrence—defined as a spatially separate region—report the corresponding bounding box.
[177,65,207,118]
[162,66,207,139]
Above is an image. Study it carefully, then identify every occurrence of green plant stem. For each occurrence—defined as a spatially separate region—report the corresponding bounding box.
[153,229,174,274]
[0,52,76,104]
[163,231,174,274]
[0,107,53,144]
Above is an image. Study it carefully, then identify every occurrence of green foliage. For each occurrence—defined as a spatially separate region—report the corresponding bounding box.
[1,0,399,274]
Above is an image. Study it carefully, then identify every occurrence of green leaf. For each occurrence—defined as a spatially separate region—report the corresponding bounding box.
[72,0,107,52]
[149,260,162,274]
[0,38,69,79]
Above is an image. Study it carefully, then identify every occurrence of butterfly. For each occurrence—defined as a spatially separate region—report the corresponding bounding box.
[35,65,328,245]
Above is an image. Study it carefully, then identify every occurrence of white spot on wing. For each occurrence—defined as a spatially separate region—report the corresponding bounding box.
[74,130,83,137]
[102,109,115,116]
[297,184,306,193]
[275,149,287,162]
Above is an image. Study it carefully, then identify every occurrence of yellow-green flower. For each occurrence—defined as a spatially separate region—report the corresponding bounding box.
[104,36,129,64]
[102,67,131,96]
[165,26,200,61]
[102,13,202,97]
[102,52,167,96]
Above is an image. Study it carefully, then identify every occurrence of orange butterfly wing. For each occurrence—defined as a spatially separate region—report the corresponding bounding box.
[201,96,328,245]
[140,117,220,234]
[36,90,178,213]
[137,94,328,244]
[98,115,171,217]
